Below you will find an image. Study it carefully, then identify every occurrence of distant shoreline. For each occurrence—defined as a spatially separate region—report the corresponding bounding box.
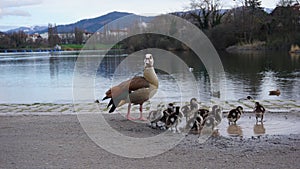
[0,49,126,56]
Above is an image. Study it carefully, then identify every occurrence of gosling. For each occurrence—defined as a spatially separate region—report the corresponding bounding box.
[227,106,243,125]
[254,102,266,123]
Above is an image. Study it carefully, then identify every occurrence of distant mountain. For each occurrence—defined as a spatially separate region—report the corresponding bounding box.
[5,9,274,34]
[6,12,131,34]
[5,11,151,34]
[6,26,48,34]
[55,11,134,33]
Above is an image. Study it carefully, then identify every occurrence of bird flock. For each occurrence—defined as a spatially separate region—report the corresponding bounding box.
[147,97,266,135]
[99,53,273,137]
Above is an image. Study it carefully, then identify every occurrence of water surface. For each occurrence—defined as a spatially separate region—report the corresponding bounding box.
[0,51,299,104]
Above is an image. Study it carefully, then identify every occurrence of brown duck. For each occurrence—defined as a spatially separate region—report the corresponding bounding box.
[269,89,280,96]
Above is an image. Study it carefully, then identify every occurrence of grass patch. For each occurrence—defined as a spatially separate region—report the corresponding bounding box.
[61,43,120,50]
[61,44,84,50]
[60,107,69,112]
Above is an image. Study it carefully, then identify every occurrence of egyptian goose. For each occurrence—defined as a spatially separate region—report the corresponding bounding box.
[253,102,266,123]
[147,104,165,128]
[186,113,203,133]
[166,106,183,132]
[209,105,222,126]
[203,116,217,131]
[102,54,158,120]
[202,105,221,131]
[152,103,175,129]
[185,108,209,133]
[197,108,209,120]
[269,89,280,96]
[181,98,199,123]
[227,106,243,125]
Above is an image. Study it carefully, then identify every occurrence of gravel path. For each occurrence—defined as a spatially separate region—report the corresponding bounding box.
[0,114,299,169]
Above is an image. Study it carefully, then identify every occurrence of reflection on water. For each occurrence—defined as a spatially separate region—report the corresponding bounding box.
[218,112,300,138]
[227,124,243,137]
[0,50,299,103]
[220,51,300,100]
[253,123,266,136]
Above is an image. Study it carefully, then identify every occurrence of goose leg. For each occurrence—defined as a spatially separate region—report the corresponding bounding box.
[138,104,147,121]
[126,103,135,120]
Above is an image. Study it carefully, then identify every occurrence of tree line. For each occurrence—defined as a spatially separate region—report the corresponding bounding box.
[0,0,299,51]
[0,24,86,50]
[110,0,300,52]
[178,0,300,50]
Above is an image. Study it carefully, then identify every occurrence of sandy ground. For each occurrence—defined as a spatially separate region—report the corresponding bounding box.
[0,113,300,169]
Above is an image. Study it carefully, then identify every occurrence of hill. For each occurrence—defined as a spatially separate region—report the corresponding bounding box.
[6,26,48,34]
[55,11,133,33]
[5,11,148,34]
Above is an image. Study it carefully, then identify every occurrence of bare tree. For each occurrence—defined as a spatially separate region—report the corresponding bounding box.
[48,23,60,47]
[277,0,299,6]
[188,0,226,30]
[10,31,28,48]
[74,27,84,44]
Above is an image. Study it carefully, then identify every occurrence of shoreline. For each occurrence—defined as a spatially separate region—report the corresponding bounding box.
[0,114,299,168]
[1,100,299,116]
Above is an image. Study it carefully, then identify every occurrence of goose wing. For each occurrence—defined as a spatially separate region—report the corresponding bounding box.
[103,76,150,112]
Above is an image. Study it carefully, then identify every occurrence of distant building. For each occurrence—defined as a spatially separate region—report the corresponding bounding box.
[40,32,49,39]
[27,33,42,42]
[107,28,128,37]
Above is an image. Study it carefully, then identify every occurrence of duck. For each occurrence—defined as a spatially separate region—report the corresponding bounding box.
[185,108,209,133]
[147,104,165,129]
[269,89,280,96]
[202,105,222,132]
[238,96,254,101]
[165,106,183,132]
[187,113,204,133]
[197,108,209,120]
[253,102,266,123]
[150,103,175,130]
[181,98,199,123]
[202,116,217,131]
[102,54,158,121]
[227,106,243,125]
[209,105,222,126]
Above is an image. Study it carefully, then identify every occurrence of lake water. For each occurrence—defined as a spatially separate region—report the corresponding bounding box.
[0,51,299,104]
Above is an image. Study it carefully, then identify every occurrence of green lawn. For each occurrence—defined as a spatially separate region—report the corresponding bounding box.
[61,44,120,50]
[61,44,84,50]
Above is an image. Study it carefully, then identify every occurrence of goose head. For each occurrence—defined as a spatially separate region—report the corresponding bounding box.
[144,54,154,68]
[237,106,244,113]
[255,102,260,107]
[167,103,175,113]
[190,98,199,110]
[157,104,165,112]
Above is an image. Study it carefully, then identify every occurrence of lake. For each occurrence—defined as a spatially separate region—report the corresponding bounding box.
[0,50,299,104]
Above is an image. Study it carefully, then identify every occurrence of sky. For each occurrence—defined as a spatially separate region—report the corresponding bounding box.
[0,0,278,32]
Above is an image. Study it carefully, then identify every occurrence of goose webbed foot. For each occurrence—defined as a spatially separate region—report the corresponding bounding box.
[126,115,136,121]
[138,116,148,121]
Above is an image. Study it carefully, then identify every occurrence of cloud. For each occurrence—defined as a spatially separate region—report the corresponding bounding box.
[0,25,19,32]
[1,0,43,8]
[0,9,31,17]
[0,0,41,18]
